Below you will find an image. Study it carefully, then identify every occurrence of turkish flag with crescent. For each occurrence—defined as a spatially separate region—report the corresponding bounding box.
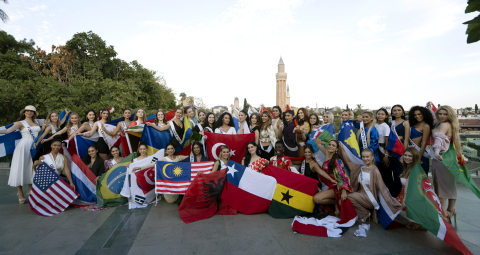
[204,132,255,163]
[135,167,156,195]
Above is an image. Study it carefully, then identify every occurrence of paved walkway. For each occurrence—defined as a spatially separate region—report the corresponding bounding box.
[0,172,479,255]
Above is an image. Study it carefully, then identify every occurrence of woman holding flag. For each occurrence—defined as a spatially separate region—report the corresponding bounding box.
[388,105,410,197]
[181,142,209,162]
[305,113,320,143]
[146,110,168,130]
[408,106,433,174]
[73,110,98,135]
[353,111,380,163]
[212,145,231,172]
[281,110,298,157]
[203,113,216,133]
[431,105,462,222]
[33,109,70,155]
[214,112,236,134]
[242,142,269,173]
[1,105,41,204]
[76,108,112,161]
[259,111,277,159]
[102,108,132,138]
[232,104,250,134]
[48,112,81,140]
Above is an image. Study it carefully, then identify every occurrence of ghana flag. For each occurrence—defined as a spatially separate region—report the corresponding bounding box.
[96,153,137,207]
[262,165,318,218]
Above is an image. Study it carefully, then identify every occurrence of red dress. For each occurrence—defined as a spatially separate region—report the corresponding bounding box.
[249,158,269,173]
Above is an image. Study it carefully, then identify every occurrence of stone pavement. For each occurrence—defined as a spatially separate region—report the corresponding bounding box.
[0,172,480,255]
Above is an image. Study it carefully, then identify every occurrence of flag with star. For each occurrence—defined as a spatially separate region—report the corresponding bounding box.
[338,120,361,159]
[262,165,318,218]
[204,132,255,163]
[155,161,215,194]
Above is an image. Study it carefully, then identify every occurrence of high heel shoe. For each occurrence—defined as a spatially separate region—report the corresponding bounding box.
[359,212,371,222]
[17,193,26,204]
[447,209,457,224]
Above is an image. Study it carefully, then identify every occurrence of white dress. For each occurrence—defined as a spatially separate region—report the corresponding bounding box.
[214,127,236,134]
[8,125,41,187]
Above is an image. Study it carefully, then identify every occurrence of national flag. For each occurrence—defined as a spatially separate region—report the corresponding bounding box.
[175,144,192,156]
[386,128,404,159]
[29,163,79,217]
[164,110,176,122]
[291,198,358,238]
[58,109,71,124]
[406,163,473,255]
[99,122,121,148]
[232,115,240,132]
[125,123,144,155]
[0,119,44,158]
[96,153,137,207]
[179,169,234,223]
[262,165,317,218]
[377,192,402,229]
[441,145,480,199]
[259,107,275,119]
[139,126,173,156]
[177,116,194,152]
[338,120,361,159]
[65,135,98,159]
[155,161,215,194]
[223,161,276,214]
[30,128,46,159]
[70,155,97,206]
[205,132,255,163]
[317,123,335,144]
[120,150,164,209]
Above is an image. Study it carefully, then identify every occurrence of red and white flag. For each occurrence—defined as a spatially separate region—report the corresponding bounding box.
[29,162,79,217]
[204,132,255,163]
[155,161,215,194]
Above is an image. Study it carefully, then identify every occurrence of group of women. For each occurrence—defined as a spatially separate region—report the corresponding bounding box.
[1,101,463,227]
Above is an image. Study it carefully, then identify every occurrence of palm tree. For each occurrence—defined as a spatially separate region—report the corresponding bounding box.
[1,0,8,23]
[179,92,186,100]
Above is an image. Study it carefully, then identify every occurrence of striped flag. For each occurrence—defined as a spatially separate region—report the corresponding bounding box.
[0,119,44,158]
[29,162,79,217]
[155,161,214,194]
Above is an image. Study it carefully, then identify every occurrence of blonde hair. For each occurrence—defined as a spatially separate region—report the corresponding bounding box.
[220,145,231,161]
[155,109,167,126]
[356,111,376,147]
[45,111,60,129]
[66,112,80,134]
[134,108,146,123]
[435,105,461,155]
[325,111,334,124]
[261,111,272,130]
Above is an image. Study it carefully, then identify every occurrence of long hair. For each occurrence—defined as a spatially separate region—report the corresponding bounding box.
[308,113,319,127]
[304,144,314,158]
[376,108,390,126]
[356,111,376,147]
[134,108,147,123]
[99,108,112,122]
[83,109,97,123]
[243,141,259,167]
[122,108,131,121]
[391,104,406,120]
[435,105,461,155]
[272,106,283,120]
[214,112,234,130]
[408,106,433,130]
[66,112,80,131]
[295,108,309,127]
[261,111,272,130]
[250,112,261,127]
[203,112,216,130]
[220,145,231,161]
[239,109,250,127]
[197,111,206,124]
[283,110,295,126]
[109,145,122,158]
[155,109,167,126]
[327,140,340,174]
[82,145,100,166]
[191,141,204,156]
[325,111,334,124]
[400,147,419,178]
[45,111,60,129]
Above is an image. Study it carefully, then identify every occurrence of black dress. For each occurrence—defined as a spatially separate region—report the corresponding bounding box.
[82,157,106,177]
[303,161,321,191]
[170,120,185,148]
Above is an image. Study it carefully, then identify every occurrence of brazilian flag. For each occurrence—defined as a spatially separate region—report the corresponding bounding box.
[262,165,318,218]
[96,153,137,207]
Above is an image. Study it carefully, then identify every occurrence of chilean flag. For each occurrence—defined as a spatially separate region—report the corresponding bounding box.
[386,128,404,159]
[70,155,97,206]
[223,161,276,214]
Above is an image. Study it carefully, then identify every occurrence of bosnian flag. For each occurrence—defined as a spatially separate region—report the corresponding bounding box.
[386,127,404,159]
[292,198,358,237]
[70,154,97,206]
[223,161,276,214]
[406,163,472,255]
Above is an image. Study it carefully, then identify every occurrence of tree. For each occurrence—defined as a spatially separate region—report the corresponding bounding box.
[179,93,187,100]
[243,98,248,111]
[475,104,478,113]
[346,104,349,111]
[193,96,209,112]
[463,1,480,44]
[0,0,8,23]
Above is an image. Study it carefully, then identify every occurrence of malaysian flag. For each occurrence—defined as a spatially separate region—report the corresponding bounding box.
[155,161,214,194]
[29,163,79,217]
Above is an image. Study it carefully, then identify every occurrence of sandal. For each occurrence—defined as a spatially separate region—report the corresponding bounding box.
[17,193,26,204]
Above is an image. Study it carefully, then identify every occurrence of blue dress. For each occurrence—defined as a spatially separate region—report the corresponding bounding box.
[354,122,380,162]
[410,126,430,175]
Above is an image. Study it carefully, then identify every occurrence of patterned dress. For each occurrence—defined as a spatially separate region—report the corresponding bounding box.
[249,158,269,173]
[320,158,353,202]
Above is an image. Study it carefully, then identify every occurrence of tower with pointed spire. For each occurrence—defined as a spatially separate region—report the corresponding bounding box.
[286,84,291,106]
[276,56,287,110]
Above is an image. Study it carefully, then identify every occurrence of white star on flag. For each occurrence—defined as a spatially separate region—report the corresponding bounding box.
[227,165,238,178]
[230,150,236,156]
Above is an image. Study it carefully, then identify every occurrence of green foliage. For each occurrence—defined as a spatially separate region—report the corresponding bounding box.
[0,30,176,125]
[0,0,8,23]
[333,118,341,134]
[464,0,480,43]
[475,104,478,113]
[243,98,248,111]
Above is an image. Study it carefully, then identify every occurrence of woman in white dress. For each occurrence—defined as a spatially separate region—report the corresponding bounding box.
[0,106,41,204]
[214,112,236,134]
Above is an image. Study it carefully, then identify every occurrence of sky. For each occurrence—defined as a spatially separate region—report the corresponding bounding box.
[2,0,480,111]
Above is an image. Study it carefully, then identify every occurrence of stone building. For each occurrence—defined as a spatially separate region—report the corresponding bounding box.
[276,57,287,110]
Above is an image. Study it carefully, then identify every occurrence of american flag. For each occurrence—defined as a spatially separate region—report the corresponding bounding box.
[155,161,214,194]
[29,163,79,217]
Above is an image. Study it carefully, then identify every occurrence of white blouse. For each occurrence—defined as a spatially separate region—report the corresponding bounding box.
[215,127,236,134]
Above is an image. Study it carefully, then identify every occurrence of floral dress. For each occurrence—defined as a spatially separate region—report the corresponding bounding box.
[320,158,353,202]
[249,158,269,173]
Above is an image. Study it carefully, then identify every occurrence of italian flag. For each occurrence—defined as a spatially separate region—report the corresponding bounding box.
[406,163,472,255]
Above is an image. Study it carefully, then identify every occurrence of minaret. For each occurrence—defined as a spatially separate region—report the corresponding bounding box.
[316,103,318,114]
[286,84,291,106]
[234,97,239,109]
[276,57,287,110]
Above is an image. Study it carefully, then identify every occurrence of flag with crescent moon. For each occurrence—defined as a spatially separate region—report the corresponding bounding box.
[204,132,255,163]
[155,161,215,194]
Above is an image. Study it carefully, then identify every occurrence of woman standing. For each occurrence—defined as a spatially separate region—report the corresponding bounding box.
[102,108,132,138]
[212,145,231,172]
[73,109,98,135]
[126,108,147,132]
[203,113,216,133]
[281,110,298,157]
[272,106,283,141]
[259,111,277,160]
[77,108,112,161]
[374,108,394,193]
[193,111,206,133]
[214,112,236,134]
[33,109,70,156]
[105,145,124,171]
[0,106,41,203]
[48,112,82,140]
[408,106,433,174]
[250,112,261,145]
[388,105,410,197]
[82,145,106,181]
[431,105,462,223]
[146,109,168,131]
[353,111,380,163]
[293,108,309,157]
[306,113,320,140]
[242,142,269,173]
[232,105,250,134]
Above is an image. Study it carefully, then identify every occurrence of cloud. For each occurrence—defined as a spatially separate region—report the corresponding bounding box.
[139,21,181,29]
[358,15,386,36]
[28,5,47,11]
